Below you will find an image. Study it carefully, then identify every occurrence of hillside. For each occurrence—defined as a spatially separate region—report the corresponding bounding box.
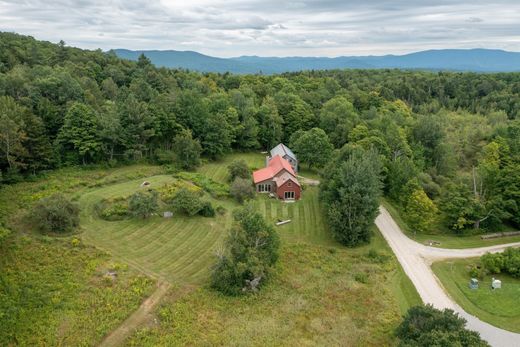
[114,48,520,74]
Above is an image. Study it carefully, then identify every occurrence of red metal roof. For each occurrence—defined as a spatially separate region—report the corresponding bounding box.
[252,155,296,183]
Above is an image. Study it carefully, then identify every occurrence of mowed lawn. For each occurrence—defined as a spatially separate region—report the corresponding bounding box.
[79,152,334,285]
[432,259,520,333]
[79,175,234,284]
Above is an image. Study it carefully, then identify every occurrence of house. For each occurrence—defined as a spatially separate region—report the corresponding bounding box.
[269,143,298,173]
[253,155,301,200]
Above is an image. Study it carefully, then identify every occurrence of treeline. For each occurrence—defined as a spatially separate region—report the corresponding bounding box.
[0,32,519,234]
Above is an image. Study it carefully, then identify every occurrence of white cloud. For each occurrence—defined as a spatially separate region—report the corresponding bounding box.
[0,0,519,56]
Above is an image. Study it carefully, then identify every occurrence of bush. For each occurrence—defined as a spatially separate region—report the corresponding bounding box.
[227,160,250,182]
[32,194,80,233]
[175,172,228,198]
[170,188,203,216]
[397,305,489,347]
[481,248,520,278]
[199,201,215,217]
[128,191,158,219]
[230,177,255,203]
[216,205,227,215]
[95,197,130,221]
[156,180,201,203]
[211,204,280,295]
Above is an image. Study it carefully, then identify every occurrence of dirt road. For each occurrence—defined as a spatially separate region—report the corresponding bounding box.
[375,206,520,347]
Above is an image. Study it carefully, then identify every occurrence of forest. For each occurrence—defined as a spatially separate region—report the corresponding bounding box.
[1,32,519,235]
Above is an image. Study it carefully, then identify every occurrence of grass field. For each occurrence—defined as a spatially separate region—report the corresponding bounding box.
[382,199,520,249]
[0,165,166,346]
[78,175,234,284]
[1,154,422,345]
[126,227,421,346]
[119,153,421,345]
[432,259,520,333]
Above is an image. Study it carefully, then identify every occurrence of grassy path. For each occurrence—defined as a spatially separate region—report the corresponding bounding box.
[99,282,173,347]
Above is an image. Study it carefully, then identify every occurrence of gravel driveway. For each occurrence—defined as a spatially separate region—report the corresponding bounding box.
[375,206,520,347]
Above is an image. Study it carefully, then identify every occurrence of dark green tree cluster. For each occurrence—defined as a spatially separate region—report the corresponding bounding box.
[480,248,520,278]
[211,204,280,295]
[320,147,383,246]
[396,305,489,347]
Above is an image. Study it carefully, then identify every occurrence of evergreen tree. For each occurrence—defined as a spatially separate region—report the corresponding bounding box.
[321,147,383,246]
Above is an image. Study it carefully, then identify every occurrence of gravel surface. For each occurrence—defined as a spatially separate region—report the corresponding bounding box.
[375,206,520,347]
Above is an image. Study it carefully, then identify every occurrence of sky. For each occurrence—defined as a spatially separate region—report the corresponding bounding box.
[0,0,519,57]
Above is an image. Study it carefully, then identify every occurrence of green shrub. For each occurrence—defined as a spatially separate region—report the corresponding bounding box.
[230,177,255,203]
[170,188,203,216]
[128,191,159,219]
[199,201,215,217]
[32,194,80,233]
[227,159,251,182]
[397,305,488,346]
[95,198,130,221]
[481,248,520,278]
[175,172,228,198]
[156,180,201,203]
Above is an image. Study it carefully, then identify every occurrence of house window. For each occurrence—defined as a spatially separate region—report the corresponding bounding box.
[287,181,292,187]
[284,191,295,199]
[258,184,271,192]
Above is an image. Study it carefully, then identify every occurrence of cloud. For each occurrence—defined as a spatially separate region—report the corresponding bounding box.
[0,0,519,56]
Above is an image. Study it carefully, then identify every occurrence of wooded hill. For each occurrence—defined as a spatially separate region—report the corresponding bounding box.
[0,32,519,234]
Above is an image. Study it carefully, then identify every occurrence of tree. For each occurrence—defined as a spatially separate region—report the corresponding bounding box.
[405,187,438,233]
[396,305,489,347]
[256,97,283,149]
[118,94,155,160]
[230,177,255,203]
[97,101,122,162]
[58,102,102,164]
[320,147,383,246]
[201,112,232,159]
[227,159,250,182]
[172,129,202,170]
[171,188,203,216]
[386,156,418,201]
[128,191,158,219]
[0,96,27,170]
[319,96,359,148]
[211,204,280,295]
[32,194,80,233]
[290,128,333,169]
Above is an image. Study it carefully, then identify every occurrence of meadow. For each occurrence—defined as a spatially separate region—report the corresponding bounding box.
[432,259,520,333]
[0,165,169,346]
[0,153,422,345]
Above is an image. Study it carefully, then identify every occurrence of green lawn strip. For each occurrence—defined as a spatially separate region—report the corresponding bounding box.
[432,259,520,333]
[381,199,520,249]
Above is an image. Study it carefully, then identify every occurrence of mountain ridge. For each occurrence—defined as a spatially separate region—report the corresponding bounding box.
[113,48,520,74]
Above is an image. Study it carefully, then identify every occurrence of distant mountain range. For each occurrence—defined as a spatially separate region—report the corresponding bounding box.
[113,48,520,74]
